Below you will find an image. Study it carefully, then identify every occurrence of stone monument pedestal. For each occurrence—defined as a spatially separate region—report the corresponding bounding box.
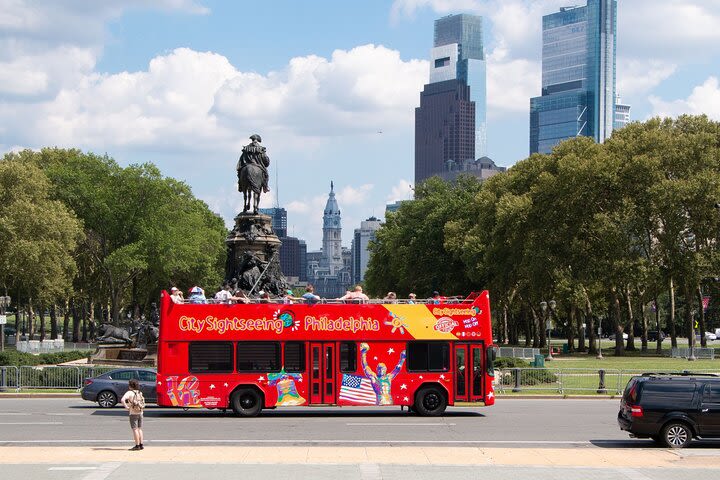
[89,345,156,367]
[226,213,288,295]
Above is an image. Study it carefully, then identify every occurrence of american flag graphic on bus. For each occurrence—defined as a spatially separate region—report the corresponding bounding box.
[339,374,377,405]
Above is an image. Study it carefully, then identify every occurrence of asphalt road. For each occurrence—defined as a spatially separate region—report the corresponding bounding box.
[0,397,660,447]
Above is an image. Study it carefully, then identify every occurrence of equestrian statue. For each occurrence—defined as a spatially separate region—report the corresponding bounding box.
[236,134,270,214]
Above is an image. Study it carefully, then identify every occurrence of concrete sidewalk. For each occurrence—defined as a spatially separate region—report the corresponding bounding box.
[0,446,714,469]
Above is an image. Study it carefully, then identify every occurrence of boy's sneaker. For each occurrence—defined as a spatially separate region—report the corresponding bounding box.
[139,444,144,450]
[129,445,141,451]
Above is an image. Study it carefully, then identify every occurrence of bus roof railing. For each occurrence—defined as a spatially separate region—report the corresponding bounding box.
[173,295,478,306]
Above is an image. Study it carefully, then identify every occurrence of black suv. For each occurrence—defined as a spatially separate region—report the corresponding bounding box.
[618,373,720,448]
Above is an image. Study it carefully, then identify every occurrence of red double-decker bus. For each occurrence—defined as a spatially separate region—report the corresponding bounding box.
[156,291,495,416]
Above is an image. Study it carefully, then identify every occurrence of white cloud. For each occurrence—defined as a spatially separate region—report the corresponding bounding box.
[617,59,677,98]
[649,77,720,121]
[386,179,414,203]
[337,184,374,206]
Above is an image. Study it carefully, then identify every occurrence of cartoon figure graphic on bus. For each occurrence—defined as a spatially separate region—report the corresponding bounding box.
[268,368,306,406]
[360,342,406,405]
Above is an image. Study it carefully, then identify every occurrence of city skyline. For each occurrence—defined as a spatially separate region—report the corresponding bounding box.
[2,1,719,249]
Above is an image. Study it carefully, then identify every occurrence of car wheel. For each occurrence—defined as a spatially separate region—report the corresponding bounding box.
[230,388,263,417]
[662,422,692,449]
[414,387,447,416]
[97,390,117,408]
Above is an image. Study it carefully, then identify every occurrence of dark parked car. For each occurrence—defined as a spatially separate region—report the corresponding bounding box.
[81,368,157,408]
[646,331,666,342]
[618,373,720,448]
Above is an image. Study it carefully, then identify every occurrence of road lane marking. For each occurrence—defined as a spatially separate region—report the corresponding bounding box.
[0,413,31,416]
[82,462,121,480]
[359,463,382,480]
[347,423,456,426]
[49,467,98,471]
[46,413,84,416]
[0,422,63,425]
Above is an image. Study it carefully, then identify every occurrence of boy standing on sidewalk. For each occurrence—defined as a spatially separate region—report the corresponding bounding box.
[121,379,145,450]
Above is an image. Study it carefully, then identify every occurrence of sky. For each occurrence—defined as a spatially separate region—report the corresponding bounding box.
[2,0,720,250]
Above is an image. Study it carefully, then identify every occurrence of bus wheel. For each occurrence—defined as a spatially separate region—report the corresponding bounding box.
[230,388,263,417]
[414,387,447,416]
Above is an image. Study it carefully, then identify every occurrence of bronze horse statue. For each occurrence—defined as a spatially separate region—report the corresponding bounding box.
[237,134,270,215]
[238,163,265,214]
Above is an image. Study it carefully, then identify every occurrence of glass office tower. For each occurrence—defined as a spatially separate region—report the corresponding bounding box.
[415,14,486,184]
[530,0,617,154]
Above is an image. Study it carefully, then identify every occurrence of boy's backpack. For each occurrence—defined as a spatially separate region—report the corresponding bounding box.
[131,390,146,410]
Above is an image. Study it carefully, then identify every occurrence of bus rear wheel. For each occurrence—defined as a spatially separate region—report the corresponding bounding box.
[230,388,263,417]
[414,387,447,416]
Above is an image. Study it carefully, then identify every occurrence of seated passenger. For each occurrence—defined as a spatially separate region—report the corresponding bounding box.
[170,287,184,304]
[214,284,233,303]
[188,286,207,304]
[339,285,369,303]
[383,292,397,304]
[302,285,321,305]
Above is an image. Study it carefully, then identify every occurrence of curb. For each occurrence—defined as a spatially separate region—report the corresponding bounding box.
[0,393,80,398]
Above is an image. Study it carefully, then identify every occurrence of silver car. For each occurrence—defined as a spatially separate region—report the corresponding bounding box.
[80,368,157,408]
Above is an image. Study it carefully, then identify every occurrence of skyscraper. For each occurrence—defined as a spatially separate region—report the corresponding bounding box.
[530,0,617,154]
[614,95,631,130]
[415,14,486,184]
[351,216,382,284]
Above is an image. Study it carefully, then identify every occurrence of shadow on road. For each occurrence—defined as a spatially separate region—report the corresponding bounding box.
[85,406,484,419]
[590,439,720,449]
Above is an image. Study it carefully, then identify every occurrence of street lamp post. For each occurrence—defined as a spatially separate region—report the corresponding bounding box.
[689,309,697,362]
[596,320,604,359]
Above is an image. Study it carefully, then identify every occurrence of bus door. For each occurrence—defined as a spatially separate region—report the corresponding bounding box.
[310,342,336,404]
[454,343,484,402]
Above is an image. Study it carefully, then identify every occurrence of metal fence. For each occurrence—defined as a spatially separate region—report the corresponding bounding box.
[495,347,541,359]
[493,368,720,395]
[0,365,118,391]
[670,348,715,359]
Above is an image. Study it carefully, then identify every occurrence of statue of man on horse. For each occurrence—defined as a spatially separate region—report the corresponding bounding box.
[236,134,270,214]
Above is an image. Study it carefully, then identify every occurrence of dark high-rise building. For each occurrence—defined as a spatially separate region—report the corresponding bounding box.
[259,207,287,237]
[530,1,617,154]
[415,14,486,185]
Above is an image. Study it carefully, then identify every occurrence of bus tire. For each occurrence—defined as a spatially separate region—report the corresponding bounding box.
[414,386,447,416]
[230,388,263,417]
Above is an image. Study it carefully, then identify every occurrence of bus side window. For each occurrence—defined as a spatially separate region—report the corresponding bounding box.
[340,342,357,372]
[284,342,306,373]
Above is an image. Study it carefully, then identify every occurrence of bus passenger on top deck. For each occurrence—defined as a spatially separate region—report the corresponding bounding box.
[170,287,184,304]
[214,284,233,303]
[383,292,397,304]
[339,285,369,304]
[302,284,321,305]
[407,293,417,304]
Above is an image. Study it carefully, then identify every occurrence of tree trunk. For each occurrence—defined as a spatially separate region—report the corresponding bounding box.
[89,301,96,341]
[71,299,80,343]
[577,306,586,352]
[50,304,58,340]
[567,305,576,353]
[639,295,648,353]
[625,287,636,351]
[523,307,532,347]
[669,278,677,348]
[27,301,35,339]
[81,301,88,343]
[502,304,509,344]
[39,304,46,342]
[63,299,70,342]
[697,285,707,348]
[585,289,597,355]
[611,289,624,356]
[655,292,663,354]
[684,283,695,351]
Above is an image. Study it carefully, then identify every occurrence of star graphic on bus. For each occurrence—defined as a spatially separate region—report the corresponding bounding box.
[209,384,215,390]
[157,381,162,386]
[403,396,409,402]
[223,383,228,387]
[387,347,395,354]
[487,391,494,400]
[400,384,407,390]
[258,376,265,382]
[384,312,408,335]
[439,374,445,380]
